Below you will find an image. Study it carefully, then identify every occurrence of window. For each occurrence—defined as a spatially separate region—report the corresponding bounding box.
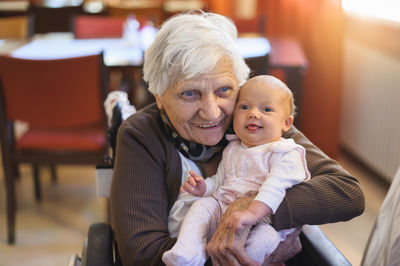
[342,0,400,23]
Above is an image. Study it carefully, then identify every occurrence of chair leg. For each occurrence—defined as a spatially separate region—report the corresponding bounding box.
[4,163,17,244]
[50,164,57,185]
[32,164,42,202]
[13,165,20,180]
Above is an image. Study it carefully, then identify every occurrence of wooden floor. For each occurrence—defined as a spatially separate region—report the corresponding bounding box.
[0,151,390,266]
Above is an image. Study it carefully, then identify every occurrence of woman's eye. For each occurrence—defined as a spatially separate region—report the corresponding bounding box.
[215,86,232,97]
[184,91,194,96]
[240,105,249,110]
[181,90,199,100]
[264,107,272,112]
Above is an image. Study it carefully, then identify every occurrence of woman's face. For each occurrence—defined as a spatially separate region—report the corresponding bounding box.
[155,58,239,146]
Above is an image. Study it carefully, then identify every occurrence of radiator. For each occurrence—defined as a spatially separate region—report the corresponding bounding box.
[340,38,400,182]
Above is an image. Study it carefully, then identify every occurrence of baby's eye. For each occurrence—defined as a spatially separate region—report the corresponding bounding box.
[264,107,272,112]
[239,105,249,110]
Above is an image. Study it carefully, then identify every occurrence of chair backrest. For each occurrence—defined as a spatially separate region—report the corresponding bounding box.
[0,15,33,39]
[73,15,125,39]
[106,3,164,28]
[28,3,84,34]
[0,53,107,129]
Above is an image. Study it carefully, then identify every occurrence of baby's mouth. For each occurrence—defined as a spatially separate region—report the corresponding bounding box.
[246,124,262,131]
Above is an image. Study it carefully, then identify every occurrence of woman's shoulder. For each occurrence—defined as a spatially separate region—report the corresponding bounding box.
[118,103,167,147]
[120,103,161,134]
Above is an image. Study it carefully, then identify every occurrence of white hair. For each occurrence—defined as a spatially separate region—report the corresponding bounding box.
[143,12,250,96]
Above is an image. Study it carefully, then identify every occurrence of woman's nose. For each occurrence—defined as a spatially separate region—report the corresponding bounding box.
[199,96,221,120]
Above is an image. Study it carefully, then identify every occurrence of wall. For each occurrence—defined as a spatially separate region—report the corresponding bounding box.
[207,0,345,157]
[340,15,400,181]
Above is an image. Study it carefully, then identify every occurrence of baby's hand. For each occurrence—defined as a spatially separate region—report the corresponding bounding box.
[181,170,207,197]
[228,210,258,232]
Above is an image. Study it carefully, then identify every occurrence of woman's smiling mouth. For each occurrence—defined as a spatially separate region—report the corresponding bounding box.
[193,118,224,129]
[196,120,223,128]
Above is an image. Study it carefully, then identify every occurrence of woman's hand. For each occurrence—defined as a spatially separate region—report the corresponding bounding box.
[207,196,302,266]
[228,210,258,232]
[228,201,272,232]
[181,170,207,196]
[207,196,260,266]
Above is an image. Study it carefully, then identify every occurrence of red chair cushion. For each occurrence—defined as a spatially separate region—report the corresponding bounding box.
[16,125,106,152]
[74,16,124,39]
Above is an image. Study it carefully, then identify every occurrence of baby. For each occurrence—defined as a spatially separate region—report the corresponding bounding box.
[163,75,310,265]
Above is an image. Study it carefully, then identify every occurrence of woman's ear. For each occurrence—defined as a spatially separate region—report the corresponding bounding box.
[283,115,294,132]
[154,94,164,110]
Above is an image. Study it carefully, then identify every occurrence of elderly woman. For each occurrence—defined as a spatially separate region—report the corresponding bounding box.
[110,12,364,266]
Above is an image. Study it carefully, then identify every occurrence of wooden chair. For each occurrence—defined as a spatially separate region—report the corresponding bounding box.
[0,52,109,244]
[28,3,84,34]
[73,9,157,109]
[72,15,125,39]
[71,14,134,100]
[0,15,33,39]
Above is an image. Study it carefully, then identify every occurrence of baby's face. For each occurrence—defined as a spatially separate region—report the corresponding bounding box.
[233,76,293,147]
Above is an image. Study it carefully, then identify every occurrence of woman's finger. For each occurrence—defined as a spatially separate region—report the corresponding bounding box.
[208,227,234,266]
[208,196,256,265]
[220,226,245,266]
[207,238,223,266]
[226,222,260,266]
[209,250,222,266]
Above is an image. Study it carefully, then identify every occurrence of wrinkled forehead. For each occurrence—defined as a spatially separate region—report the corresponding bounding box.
[173,57,239,89]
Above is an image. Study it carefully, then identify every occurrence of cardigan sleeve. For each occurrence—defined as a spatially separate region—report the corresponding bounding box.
[110,107,181,266]
[272,126,365,230]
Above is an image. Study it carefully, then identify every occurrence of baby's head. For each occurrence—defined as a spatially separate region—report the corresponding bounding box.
[233,75,295,147]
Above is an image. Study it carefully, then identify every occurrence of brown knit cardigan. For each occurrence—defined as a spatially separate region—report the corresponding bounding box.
[110,103,365,266]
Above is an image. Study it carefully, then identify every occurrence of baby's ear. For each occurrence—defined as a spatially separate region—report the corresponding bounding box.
[283,115,294,131]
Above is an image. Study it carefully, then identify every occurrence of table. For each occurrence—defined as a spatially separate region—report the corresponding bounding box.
[8,34,271,67]
[1,33,270,108]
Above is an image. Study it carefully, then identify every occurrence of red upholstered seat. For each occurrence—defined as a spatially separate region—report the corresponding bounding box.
[0,53,108,244]
[16,125,106,151]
